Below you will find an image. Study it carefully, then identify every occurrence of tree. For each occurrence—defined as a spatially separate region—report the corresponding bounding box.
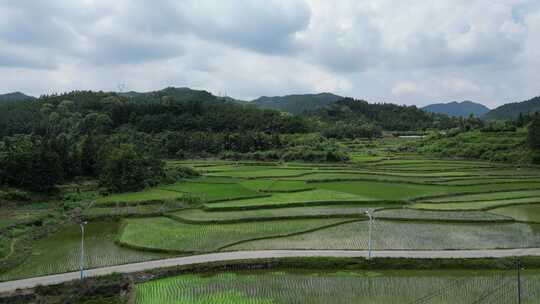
[99,144,164,193]
[528,115,540,151]
[80,135,98,176]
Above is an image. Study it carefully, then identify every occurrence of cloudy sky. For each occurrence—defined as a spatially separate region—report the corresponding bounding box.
[1,0,540,107]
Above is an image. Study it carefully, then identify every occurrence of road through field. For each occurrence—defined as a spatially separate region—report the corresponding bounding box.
[1,248,540,293]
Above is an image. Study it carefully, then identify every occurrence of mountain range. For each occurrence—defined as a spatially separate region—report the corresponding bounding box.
[3,88,540,121]
[0,92,35,102]
[483,96,540,120]
[422,101,490,118]
[250,93,343,114]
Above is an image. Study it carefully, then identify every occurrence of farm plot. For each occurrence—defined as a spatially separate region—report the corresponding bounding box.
[118,217,353,253]
[368,159,500,171]
[418,190,540,203]
[312,181,451,201]
[432,178,540,186]
[206,166,315,178]
[373,209,512,222]
[135,270,540,304]
[0,221,170,281]
[489,204,540,223]
[159,181,264,202]
[230,221,540,250]
[412,197,540,211]
[0,209,47,230]
[240,179,313,192]
[95,188,186,205]
[169,205,379,223]
[204,189,372,210]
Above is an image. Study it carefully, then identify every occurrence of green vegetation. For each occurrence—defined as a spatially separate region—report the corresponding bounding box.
[489,204,540,223]
[412,197,540,211]
[405,129,532,163]
[160,181,264,202]
[0,221,170,281]
[373,209,511,222]
[169,205,372,223]
[313,180,449,201]
[118,217,351,253]
[419,189,540,203]
[230,221,540,250]
[0,273,131,304]
[135,269,540,304]
[205,189,369,210]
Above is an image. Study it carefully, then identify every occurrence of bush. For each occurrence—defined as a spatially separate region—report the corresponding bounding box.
[163,166,201,184]
[99,144,165,193]
[0,189,31,202]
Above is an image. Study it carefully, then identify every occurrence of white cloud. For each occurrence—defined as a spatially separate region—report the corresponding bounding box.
[0,0,539,107]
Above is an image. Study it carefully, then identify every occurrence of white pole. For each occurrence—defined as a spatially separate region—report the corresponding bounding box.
[365,210,373,259]
[80,222,87,281]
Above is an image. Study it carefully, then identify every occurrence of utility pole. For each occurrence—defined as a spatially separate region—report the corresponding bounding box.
[80,221,88,281]
[517,258,521,304]
[365,209,374,260]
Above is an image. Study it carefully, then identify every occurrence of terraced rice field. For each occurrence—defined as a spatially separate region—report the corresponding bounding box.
[207,166,315,178]
[136,270,540,304]
[230,221,540,250]
[412,197,540,211]
[313,181,450,200]
[240,179,313,192]
[373,209,512,222]
[0,221,170,281]
[95,188,186,205]
[419,190,540,203]
[489,204,540,223]
[118,217,352,252]
[169,205,376,223]
[5,153,540,282]
[159,181,264,202]
[204,189,371,210]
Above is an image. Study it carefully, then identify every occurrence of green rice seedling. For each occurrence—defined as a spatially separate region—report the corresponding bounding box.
[0,221,170,281]
[373,209,512,222]
[135,270,540,304]
[419,190,540,203]
[489,204,540,223]
[95,189,185,205]
[118,217,352,253]
[230,220,540,251]
[412,197,540,211]
[204,189,370,210]
[169,205,379,223]
[159,181,264,202]
[312,181,451,201]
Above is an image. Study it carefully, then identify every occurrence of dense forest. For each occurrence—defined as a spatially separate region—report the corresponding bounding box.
[309,98,466,131]
[1,87,539,193]
[251,93,343,114]
[0,88,341,193]
[483,96,540,120]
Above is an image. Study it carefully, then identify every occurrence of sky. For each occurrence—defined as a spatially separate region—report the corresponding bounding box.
[1,0,540,108]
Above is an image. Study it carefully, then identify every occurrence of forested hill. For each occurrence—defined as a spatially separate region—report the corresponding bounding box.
[422,101,489,118]
[310,98,461,131]
[251,93,343,114]
[0,87,308,138]
[0,92,35,102]
[484,96,540,120]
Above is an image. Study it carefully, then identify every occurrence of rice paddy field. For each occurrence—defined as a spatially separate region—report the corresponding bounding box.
[0,221,171,281]
[4,137,540,302]
[136,270,540,304]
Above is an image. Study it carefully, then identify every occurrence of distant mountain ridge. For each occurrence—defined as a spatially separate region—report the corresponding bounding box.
[422,101,489,118]
[0,92,35,102]
[251,93,343,114]
[483,96,540,120]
